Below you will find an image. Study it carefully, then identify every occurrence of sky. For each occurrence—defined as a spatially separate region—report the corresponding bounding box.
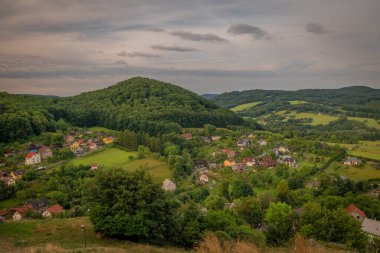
[0,0,379,96]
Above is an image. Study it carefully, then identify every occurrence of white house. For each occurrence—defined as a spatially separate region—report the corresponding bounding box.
[162,179,176,192]
[13,211,23,220]
[25,152,41,165]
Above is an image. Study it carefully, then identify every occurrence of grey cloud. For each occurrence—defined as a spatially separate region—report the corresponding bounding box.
[170,31,228,43]
[306,23,329,34]
[151,45,198,52]
[117,51,160,57]
[227,24,269,40]
[147,28,166,32]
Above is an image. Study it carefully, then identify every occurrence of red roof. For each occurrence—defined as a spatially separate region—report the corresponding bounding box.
[45,204,64,214]
[26,152,37,159]
[345,204,367,218]
[11,204,33,214]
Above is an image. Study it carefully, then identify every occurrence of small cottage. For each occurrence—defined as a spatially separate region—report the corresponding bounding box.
[39,146,53,159]
[25,152,41,165]
[162,179,176,192]
[42,204,64,218]
[345,204,367,223]
[344,157,362,166]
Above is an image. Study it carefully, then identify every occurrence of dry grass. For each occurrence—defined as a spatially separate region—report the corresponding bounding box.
[196,234,351,253]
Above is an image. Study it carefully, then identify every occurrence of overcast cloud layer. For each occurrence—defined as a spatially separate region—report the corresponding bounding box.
[0,0,379,96]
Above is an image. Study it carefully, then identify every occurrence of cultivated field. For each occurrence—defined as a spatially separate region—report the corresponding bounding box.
[290,112,338,125]
[289,100,307,105]
[348,140,380,161]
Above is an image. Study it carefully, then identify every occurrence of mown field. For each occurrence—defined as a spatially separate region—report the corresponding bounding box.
[230,102,261,112]
[70,147,172,182]
[348,141,380,161]
[327,161,380,181]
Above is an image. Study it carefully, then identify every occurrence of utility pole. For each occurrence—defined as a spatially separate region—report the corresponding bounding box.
[81,224,87,248]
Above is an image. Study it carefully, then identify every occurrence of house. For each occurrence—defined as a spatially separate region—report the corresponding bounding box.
[0,159,5,167]
[194,160,208,171]
[11,205,33,220]
[10,170,26,180]
[103,136,114,144]
[162,179,176,192]
[362,218,380,237]
[241,157,255,167]
[4,151,15,158]
[223,149,235,158]
[199,174,209,184]
[90,163,98,170]
[345,204,367,223]
[180,133,193,140]
[237,138,250,149]
[281,157,298,168]
[258,140,267,146]
[365,188,380,198]
[64,134,75,143]
[344,157,362,166]
[0,177,16,186]
[224,159,236,167]
[28,143,42,152]
[38,146,53,159]
[42,204,64,218]
[25,199,50,213]
[88,142,97,150]
[258,156,276,168]
[70,142,80,152]
[25,152,41,165]
[211,136,221,141]
[201,136,211,142]
[231,164,243,172]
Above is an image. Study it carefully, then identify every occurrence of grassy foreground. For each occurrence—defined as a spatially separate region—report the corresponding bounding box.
[0,217,351,253]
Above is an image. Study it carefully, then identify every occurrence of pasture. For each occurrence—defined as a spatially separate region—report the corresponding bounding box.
[230,101,262,112]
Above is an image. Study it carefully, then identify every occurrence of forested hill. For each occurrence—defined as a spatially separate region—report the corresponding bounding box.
[0,77,245,142]
[208,86,380,119]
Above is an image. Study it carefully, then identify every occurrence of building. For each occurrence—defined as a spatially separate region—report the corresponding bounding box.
[103,136,114,144]
[25,199,50,213]
[237,138,250,149]
[0,177,16,186]
[258,140,267,146]
[224,159,236,167]
[10,170,26,180]
[344,157,362,166]
[90,163,98,170]
[88,142,97,150]
[180,133,193,140]
[223,149,235,158]
[194,160,208,171]
[70,142,80,152]
[258,156,276,168]
[211,136,221,141]
[199,174,209,184]
[28,143,42,152]
[0,160,5,167]
[162,179,176,192]
[362,218,380,237]
[345,204,367,223]
[241,157,255,167]
[42,204,64,218]
[281,157,298,168]
[11,205,33,221]
[64,134,75,143]
[39,146,53,159]
[25,152,41,165]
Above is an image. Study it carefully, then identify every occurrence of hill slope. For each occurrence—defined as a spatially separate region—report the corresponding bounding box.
[0,77,245,143]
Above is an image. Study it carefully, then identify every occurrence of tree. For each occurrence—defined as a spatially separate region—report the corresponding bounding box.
[228,179,254,200]
[235,196,263,228]
[264,202,297,245]
[276,179,289,203]
[204,194,227,210]
[86,169,177,243]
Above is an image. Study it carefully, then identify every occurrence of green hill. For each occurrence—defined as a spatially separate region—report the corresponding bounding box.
[0,77,245,143]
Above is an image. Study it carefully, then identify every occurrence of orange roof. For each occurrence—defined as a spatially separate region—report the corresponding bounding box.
[26,152,37,159]
[345,204,367,218]
[45,204,64,214]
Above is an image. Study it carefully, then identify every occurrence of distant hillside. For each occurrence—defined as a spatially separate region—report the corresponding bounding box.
[201,93,218,99]
[0,77,247,143]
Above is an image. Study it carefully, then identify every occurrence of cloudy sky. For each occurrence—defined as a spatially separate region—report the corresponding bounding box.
[0,0,379,96]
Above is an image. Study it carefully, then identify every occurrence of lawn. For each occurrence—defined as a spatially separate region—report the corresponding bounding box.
[0,217,187,253]
[230,101,262,112]
[70,147,171,182]
[70,148,137,168]
[87,126,120,134]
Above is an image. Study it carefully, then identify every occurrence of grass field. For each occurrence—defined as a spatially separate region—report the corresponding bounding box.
[347,117,380,129]
[348,140,380,161]
[327,161,380,181]
[88,126,120,134]
[290,112,338,125]
[230,102,261,112]
[0,217,187,253]
[289,100,306,105]
[70,147,171,182]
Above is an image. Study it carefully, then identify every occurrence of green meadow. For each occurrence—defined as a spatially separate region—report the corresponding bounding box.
[70,147,172,182]
[230,101,262,112]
